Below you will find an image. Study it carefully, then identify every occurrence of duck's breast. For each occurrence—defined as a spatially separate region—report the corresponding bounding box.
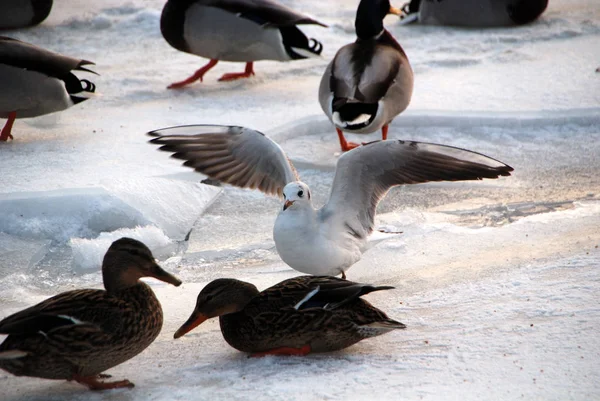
[183,4,289,62]
[0,64,71,119]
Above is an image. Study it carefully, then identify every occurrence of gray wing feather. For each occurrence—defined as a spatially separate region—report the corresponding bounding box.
[320,140,513,236]
[148,125,298,197]
[329,43,402,104]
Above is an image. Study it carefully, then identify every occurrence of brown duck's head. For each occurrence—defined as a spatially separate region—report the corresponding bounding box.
[174,279,258,339]
[102,237,182,293]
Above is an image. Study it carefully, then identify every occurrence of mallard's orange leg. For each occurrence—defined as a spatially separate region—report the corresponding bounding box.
[382,125,388,140]
[336,128,359,152]
[1,111,16,141]
[218,62,255,81]
[168,59,219,89]
[360,125,389,146]
[72,374,135,391]
[250,345,311,358]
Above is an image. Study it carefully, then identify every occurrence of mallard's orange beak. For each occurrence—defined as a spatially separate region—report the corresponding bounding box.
[174,312,208,339]
[283,200,295,211]
[389,6,402,15]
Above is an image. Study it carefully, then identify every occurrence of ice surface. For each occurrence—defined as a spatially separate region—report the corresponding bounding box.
[1,0,599,400]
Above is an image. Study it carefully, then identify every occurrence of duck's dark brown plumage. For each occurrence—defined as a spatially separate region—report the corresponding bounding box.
[174,276,405,356]
[0,237,182,390]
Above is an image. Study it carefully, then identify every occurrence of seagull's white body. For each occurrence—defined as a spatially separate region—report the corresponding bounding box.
[273,197,362,276]
[149,125,513,277]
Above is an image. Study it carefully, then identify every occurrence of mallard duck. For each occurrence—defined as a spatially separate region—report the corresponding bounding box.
[0,0,53,30]
[0,36,96,142]
[0,238,182,390]
[149,124,513,278]
[160,0,326,87]
[399,0,548,27]
[174,276,405,356]
[319,0,413,152]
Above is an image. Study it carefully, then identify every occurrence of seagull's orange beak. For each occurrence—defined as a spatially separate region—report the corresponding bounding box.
[283,200,295,211]
[389,6,402,15]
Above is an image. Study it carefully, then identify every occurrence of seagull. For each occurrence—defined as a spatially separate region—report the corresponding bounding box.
[149,125,513,278]
[160,0,326,87]
[319,0,412,152]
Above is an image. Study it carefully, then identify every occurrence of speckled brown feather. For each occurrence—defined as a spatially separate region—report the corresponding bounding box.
[191,276,406,353]
[0,238,181,388]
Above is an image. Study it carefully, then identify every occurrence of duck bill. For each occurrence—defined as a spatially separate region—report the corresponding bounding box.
[174,312,208,339]
[150,263,182,287]
[389,6,402,16]
[283,200,295,211]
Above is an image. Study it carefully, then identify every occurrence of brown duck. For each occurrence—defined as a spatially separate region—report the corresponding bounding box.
[0,237,182,390]
[174,276,405,356]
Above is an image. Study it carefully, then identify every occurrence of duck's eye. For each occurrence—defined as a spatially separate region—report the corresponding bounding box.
[298,190,304,197]
[205,295,213,302]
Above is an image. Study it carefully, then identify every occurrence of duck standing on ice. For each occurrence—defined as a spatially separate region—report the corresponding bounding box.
[0,36,96,142]
[319,0,413,151]
[160,0,326,87]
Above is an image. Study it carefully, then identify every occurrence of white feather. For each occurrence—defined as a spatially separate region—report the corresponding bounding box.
[293,286,321,310]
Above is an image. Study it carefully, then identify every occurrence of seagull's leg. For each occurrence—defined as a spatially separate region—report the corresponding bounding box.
[341,271,347,280]
[218,62,255,81]
[336,128,359,152]
[250,345,311,358]
[72,374,135,391]
[381,125,388,141]
[167,59,219,89]
[0,111,16,141]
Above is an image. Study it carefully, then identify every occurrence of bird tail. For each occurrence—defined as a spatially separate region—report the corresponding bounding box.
[366,319,407,330]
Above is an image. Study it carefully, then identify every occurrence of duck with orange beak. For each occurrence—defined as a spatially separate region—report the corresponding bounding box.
[174,276,406,357]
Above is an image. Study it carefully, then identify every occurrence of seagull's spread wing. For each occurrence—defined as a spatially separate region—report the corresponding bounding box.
[148,125,298,197]
[320,140,513,237]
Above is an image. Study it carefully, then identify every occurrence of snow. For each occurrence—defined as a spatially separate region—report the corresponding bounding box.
[1,0,599,400]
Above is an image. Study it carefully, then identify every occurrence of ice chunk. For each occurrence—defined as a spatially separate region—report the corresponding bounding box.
[69,226,175,271]
[0,188,148,243]
[102,178,222,241]
[0,233,51,279]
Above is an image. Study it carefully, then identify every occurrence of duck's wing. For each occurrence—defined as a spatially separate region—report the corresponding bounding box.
[0,289,132,336]
[205,0,327,27]
[319,140,514,238]
[330,32,407,104]
[250,276,398,332]
[0,36,95,78]
[255,276,393,310]
[148,125,298,197]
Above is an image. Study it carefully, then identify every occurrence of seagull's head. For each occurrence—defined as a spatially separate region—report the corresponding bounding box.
[282,181,311,211]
